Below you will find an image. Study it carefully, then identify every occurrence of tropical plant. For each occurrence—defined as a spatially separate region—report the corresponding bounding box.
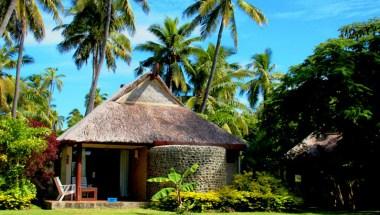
[7,0,63,118]
[0,0,17,37]
[58,0,148,115]
[26,120,61,196]
[20,75,53,126]
[41,67,65,108]
[240,48,283,108]
[1,72,61,128]
[0,117,49,209]
[66,108,83,128]
[147,163,199,209]
[251,18,380,209]
[0,45,33,74]
[203,104,250,137]
[135,17,201,93]
[0,76,14,113]
[183,0,267,113]
[185,44,243,112]
[84,88,108,110]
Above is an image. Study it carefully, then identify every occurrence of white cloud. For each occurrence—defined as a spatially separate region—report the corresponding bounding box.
[25,27,63,46]
[271,0,380,21]
[130,25,156,44]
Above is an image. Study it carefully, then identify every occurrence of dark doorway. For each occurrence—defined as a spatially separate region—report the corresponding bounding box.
[86,149,120,199]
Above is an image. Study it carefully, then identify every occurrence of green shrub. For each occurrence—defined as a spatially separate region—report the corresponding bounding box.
[0,179,36,209]
[232,171,289,195]
[0,117,47,209]
[230,171,303,211]
[151,171,302,212]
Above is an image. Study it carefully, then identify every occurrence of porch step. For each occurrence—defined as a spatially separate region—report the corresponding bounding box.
[45,200,149,209]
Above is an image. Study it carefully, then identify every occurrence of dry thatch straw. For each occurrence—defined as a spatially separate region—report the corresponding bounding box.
[58,74,245,148]
[286,132,342,160]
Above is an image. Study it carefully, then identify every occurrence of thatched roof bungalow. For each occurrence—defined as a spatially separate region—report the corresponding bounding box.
[57,73,245,202]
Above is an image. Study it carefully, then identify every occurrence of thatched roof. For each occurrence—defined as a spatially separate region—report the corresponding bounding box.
[58,74,245,148]
[285,132,342,160]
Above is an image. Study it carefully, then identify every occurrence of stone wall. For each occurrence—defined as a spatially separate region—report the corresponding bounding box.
[148,145,226,195]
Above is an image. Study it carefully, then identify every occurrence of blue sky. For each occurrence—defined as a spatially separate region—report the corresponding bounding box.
[14,0,380,123]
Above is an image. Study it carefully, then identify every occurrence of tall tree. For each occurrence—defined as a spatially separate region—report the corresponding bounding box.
[59,0,148,115]
[66,108,83,128]
[135,17,201,93]
[0,45,33,75]
[186,43,242,111]
[184,0,267,113]
[84,88,108,109]
[256,18,380,209]
[41,67,64,108]
[22,74,54,126]
[0,0,17,37]
[240,48,283,108]
[9,0,63,118]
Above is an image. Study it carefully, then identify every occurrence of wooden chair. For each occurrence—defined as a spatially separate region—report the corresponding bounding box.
[72,176,98,201]
[53,177,76,201]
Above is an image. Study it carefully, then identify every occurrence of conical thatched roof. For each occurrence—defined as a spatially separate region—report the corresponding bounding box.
[58,74,245,148]
[285,132,342,160]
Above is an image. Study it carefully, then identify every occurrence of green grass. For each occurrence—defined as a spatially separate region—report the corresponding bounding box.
[0,208,377,215]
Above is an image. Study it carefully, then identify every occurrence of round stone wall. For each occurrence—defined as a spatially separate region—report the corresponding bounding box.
[148,145,226,194]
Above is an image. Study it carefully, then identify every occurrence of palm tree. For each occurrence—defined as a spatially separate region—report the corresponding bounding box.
[0,0,17,37]
[84,88,108,109]
[240,48,283,108]
[135,17,201,93]
[186,43,244,112]
[66,108,83,128]
[21,74,53,126]
[0,45,33,75]
[203,103,249,137]
[58,0,148,115]
[9,0,63,118]
[183,0,267,113]
[41,67,65,108]
[51,110,64,132]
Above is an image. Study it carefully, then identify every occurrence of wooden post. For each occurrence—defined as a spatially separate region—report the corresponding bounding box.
[75,143,82,201]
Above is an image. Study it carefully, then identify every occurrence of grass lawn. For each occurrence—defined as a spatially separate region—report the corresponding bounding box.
[0,207,377,215]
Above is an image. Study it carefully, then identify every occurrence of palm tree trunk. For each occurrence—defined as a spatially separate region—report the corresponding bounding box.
[85,48,99,115]
[85,66,100,115]
[11,25,25,118]
[0,0,17,37]
[47,83,53,119]
[86,0,112,115]
[200,21,224,113]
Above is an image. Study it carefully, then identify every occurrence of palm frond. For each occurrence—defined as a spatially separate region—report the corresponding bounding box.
[237,0,267,25]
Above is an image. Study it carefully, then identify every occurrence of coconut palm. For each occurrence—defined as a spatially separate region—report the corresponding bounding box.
[58,0,148,115]
[240,48,283,108]
[21,74,54,126]
[0,45,33,75]
[0,0,17,37]
[204,103,249,137]
[135,17,201,93]
[84,88,108,109]
[185,44,244,112]
[41,67,65,108]
[8,0,62,118]
[66,108,83,128]
[183,0,267,113]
